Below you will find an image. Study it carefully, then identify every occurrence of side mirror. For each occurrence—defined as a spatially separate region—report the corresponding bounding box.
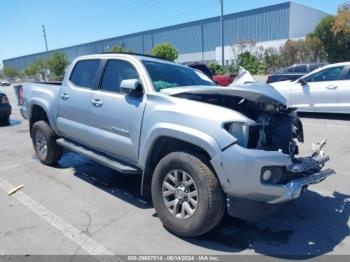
[120,79,143,96]
[298,78,307,85]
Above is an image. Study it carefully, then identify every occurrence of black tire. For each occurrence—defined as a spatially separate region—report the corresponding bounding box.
[31,121,63,165]
[151,151,225,237]
[0,115,10,126]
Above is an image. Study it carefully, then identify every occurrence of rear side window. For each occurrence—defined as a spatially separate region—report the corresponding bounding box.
[294,65,307,73]
[286,66,294,73]
[310,64,323,72]
[70,60,101,89]
[101,60,139,93]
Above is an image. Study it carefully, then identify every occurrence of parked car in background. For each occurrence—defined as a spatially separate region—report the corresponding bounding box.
[0,91,11,125]
[271,62,350,113]
[186,62,213,79]
[0,79,11,86]
[21,53,333,237]
[186,63,236,86]
[267,63,325,84]
[212,74,236,86]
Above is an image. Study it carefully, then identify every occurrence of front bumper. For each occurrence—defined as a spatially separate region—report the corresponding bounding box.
[267,168,334,204]
[211,144,335,205]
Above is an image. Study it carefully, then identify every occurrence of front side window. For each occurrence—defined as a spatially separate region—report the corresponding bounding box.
[143,60,215,92]
[101,60,139,93]
[345,68,350,80]
[70,60,100,89]
[306,66,344,82]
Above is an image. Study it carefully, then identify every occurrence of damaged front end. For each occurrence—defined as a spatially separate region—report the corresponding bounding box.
[169,84,335,220]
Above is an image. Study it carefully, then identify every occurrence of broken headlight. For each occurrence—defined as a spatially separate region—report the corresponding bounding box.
[224,122,251,147]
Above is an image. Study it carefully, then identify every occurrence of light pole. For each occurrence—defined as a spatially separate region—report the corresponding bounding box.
[42,25,49,81]
[42,25,49,59]
[220,0,224,67]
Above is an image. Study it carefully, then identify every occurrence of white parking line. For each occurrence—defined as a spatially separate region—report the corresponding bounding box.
[0,176,117,260]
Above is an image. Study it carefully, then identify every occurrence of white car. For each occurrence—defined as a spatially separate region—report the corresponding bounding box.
[0,79,11,86]
[271,62,350,114]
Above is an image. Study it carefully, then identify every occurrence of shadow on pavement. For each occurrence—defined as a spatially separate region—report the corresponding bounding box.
[55,152,151,209]
[0,119,21,127]
[184,190,350,258]
[298,112,350,121]
[55,152,349,258]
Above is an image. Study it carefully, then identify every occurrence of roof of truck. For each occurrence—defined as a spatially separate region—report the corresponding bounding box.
[76,52,174,64]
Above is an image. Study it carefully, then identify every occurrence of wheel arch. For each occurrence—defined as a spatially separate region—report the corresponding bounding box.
[29,100,58,136]
[139,124,222,198]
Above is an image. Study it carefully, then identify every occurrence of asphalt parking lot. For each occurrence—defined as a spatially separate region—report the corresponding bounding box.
[0,84,349,258]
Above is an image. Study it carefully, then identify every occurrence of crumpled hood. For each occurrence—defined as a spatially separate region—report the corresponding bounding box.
[160,84,287,106]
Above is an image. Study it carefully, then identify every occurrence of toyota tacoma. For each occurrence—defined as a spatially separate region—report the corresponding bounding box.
[21,53,334,237]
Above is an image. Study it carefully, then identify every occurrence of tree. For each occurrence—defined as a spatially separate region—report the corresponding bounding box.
[3,66,22,78]
[333,2,350,34]
[109,45,133,53]
[47,52,69,78]
[207,63,225,75]
[302,33,326,62]
[25,63,40,76]
[313,3,350,63]
[237,51,266,74]
[150,43,178,61]
[279,39,303,65]
[263,47,284,71]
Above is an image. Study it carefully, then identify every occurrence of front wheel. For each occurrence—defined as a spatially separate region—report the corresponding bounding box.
[31,121,63,165]
[151,151,225,237]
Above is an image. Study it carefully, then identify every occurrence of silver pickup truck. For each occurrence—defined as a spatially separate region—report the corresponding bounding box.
[21,53,334,237]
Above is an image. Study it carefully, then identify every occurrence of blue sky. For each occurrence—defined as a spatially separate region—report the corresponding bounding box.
[0,0,346,67]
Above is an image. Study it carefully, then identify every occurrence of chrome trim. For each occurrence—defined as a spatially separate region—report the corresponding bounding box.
[268,168,335,204]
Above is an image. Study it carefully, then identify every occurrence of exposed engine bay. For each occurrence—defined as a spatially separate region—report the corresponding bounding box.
[174,93,304,158]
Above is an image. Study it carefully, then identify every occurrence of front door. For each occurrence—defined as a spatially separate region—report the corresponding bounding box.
[289,66,344,112]
[89,59,146,163]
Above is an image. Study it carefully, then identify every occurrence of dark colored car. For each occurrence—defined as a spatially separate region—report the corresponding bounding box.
[186,62,213,79]
[0,92,11,126]
[267,63,325,84]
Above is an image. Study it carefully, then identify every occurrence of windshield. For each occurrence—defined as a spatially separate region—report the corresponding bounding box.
[142,60,215,91]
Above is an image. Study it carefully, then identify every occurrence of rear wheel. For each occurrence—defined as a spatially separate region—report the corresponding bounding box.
[31,121,63,165]
[151,151,225,237]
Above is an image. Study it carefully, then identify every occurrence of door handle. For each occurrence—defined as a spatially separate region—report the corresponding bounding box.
[326,85,338,90]
[61,93,69,100]
[92,99,103,107]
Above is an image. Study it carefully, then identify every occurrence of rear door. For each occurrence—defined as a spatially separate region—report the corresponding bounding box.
[88,59,146,163]
[337,65,350,113]
[57,59,102,145]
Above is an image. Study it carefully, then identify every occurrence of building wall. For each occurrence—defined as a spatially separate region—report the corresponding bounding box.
[289,2,329,38]
[3,2,327,70]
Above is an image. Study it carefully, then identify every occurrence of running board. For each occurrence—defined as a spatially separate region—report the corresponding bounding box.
[56,138,140,175]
